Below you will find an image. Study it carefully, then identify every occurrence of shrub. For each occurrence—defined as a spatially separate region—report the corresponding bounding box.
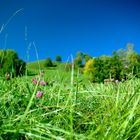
[45,57,53,67]
[0,49,26,77]
[84,59,95,81]
[56,55,62,62]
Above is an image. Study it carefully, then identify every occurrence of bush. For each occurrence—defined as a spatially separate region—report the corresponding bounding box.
[45,57,53,67]
[84,59,95,81]
[56,55,62,62]
[0,49,26,77]
[84,56,122,82]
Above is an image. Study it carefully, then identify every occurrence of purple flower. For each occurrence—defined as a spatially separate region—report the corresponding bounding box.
[36,91,43,98]
[40,80,46,86]
[32,78,38,85]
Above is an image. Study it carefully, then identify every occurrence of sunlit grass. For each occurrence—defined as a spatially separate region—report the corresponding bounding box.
[1,8,140,140]
[1,67,140,139]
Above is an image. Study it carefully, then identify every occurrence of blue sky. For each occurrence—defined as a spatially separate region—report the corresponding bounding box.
[0,0,140,62]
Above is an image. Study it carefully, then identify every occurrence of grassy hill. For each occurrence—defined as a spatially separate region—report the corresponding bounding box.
[27,60,67,75]
[2,59,140,139]
[26,60,84,83]
[27,60,47,70]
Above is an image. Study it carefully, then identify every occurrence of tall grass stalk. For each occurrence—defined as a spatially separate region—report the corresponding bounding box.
[0,9,23,34]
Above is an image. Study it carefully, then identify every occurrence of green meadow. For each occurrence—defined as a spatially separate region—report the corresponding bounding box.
[1,2,140,139]
[1,61,140,140]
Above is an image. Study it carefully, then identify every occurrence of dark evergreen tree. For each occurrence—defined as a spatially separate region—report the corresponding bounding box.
[45,57,53,67]
[56,55,62,62]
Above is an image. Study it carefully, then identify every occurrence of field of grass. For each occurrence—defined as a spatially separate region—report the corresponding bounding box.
[1,63,140,139]
[26,60,69,76]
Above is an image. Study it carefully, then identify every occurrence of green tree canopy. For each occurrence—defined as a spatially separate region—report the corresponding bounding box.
[74,52,83,67]
[0,49,26,76]
[83,54,92,63]
[84,44,140,82]
[55,55,62,62]
[45,57,53,67]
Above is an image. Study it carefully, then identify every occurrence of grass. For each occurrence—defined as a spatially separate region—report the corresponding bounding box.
[1,64,140,140]
[26,60,69,76]
[1,9,140,139]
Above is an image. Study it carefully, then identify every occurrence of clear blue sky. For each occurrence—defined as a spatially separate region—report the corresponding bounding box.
[0,0,140,62]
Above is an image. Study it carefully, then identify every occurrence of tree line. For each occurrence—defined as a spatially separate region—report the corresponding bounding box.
[44,44,140,83]
[83,44,140,82]
[1,43,140,83]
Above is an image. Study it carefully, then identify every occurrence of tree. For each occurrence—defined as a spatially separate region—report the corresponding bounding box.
[83,43,140,82]
[56,55,62,62]
[14,59,26,76]
[110,52,123,80]
[74,52,83,67]
[84,58,104,82]
[114,43,139,79]
[84,54,92,63]
[84,59,95,81]
[45,57,53,67]
[74,56,82,66]
[84,55,123,82]
[0,49,26,77]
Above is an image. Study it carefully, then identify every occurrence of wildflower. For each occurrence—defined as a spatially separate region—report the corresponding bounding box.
[40,80,46,86]
[32,78,38,85]
[124,65,128,69]
[5,72,11,80]
[36,91,43,98]
[110,78,114,82]
[115,80,119,83]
